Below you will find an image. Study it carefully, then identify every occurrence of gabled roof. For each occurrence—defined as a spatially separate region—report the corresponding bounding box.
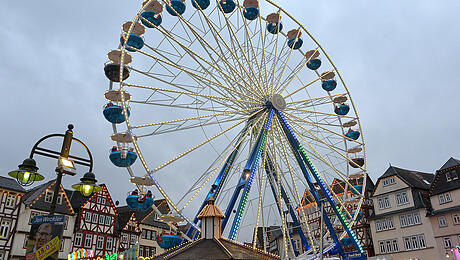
[23,180,75,215]
[439,157,460,171]
[141,213,170,229]
[152,238,280,259]
[376,166,434,191]
[429,157,460,196]
[0,176,27,193]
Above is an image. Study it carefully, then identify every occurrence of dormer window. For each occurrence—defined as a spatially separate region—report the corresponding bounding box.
[446,170,458,182]
[45,191,53,203]
[383,177,396,187]
[446,172,452,182]
[452,170,458,180]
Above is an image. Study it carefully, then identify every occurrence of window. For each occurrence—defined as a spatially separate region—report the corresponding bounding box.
[96,236,104,249]
[85,212,91,222]
[101,198,106,205]
[396,191,409,205]
[440,194,445,204]
[5,194,16,208]
[105,216,112,226]
[445,193,452,202]
[150,247,156,257]
[378,239,398,254]
[444,237,452,248]
[74,233,83,247]
[446,170,458,181]
[0,251,4,260]
[376,217,394,232]
[452,170,459,180]
[383,177,396,187]
[84,234,93,248]
[139,246,144,257]
[403,234,426,251]
[453,214,460,225]
[56,193,63,205]
[142,230,147,239]
[146,230,152,240]
[99,215,105,225]
[92,213,98,223]
[439,216,448,227]
[122,234,128,243]
[0,220,11,238]
[45,191,53,203]
[106,237,113,250]
[378,196,391,210]
[130,234,137,244]
[97,197,101,204]
[152,230,157,239]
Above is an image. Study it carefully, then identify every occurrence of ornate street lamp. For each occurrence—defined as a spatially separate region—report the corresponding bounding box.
[8,158,44,186]
[8,124,101,214]
[72,172,102,197]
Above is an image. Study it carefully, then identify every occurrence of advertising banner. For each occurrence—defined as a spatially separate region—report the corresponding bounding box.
[25,214,65,260]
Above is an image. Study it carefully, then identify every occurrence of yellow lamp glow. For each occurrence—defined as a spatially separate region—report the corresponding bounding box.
[23,171,30,181]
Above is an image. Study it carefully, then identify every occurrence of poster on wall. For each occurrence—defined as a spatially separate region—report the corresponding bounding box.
[25,215,65,260]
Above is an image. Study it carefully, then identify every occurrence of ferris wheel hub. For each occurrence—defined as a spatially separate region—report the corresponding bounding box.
[266,94,286,111]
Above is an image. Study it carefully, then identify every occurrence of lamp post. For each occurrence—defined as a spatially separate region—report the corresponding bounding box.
[8,124,101,214]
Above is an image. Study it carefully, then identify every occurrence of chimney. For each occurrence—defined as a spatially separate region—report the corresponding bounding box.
[197,196,225,239]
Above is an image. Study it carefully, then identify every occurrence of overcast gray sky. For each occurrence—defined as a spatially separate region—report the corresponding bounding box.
[2,0,460,207]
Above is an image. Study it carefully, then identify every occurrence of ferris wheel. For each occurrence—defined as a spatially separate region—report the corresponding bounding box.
[103,0,368,258]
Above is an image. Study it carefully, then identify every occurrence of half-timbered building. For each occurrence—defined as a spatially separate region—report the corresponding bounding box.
[10,180,76,260]
[299,174,375,257]
[0,176,26,260]
[69,184,119,257]
[116,199,171,257]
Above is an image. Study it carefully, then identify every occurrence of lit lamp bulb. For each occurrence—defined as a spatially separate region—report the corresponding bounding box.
[23,171,30,182]
[81,184,93,197]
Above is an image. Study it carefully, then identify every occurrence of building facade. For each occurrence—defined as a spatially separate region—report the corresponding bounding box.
[10,180,76,260]
[117,199,171,258]
[369,166,437,259]
[69,184,119,257]
[428,157,460,259]
[0,177,26,260]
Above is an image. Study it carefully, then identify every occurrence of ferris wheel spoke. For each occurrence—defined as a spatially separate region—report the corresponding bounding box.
[162,1,263,99]
[130,99,232,114]
[129,48,261,104]
[146,20,257,102]
[196,3,264,96]
[179,112,268,211]
[286,92,347,108]
[270,28,300,94]
[228,0,266,95]
[140,29,249,102]
[286,107,357,120]
[284,111,363,145]
[277,119,359,221]
[151,109,264,172]
[273,119,317,253]
[282,113,366,185]
[135,115,247,138]
[256,4,273,96]
[277,47,321,95]
[131,107,261,129]
[124,83,260,106]
[268,128,289,258]
[283,69,334,99]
